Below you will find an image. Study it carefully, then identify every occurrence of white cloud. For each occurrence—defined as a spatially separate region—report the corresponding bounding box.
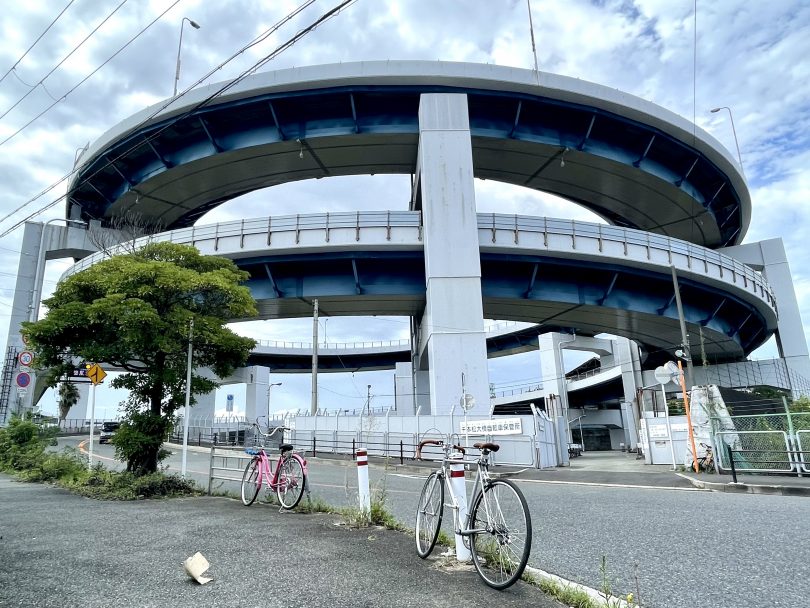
[2,0,809,417]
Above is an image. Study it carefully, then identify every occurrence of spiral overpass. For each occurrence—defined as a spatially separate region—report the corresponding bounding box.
[57,60,785,416]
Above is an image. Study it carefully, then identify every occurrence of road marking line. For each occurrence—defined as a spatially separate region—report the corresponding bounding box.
[390,473,427,480]
[514,478,706,491]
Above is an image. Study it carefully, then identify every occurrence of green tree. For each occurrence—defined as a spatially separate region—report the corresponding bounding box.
[790,396,810,413]
[57,381,80,421]
[22,242,257,474]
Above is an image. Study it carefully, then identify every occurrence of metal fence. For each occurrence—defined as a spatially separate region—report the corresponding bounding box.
[714,430,794,473]
[206,446,252,494]
[287,428,537,467]
[797,430,810,474]
[711,411,810,476]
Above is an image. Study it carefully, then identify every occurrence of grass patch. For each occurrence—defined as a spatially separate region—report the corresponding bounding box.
[436,529,455,548]
[520,557,642,608]
[294,495,336,514]
[340,490,399,528]
[0,416,201,500]
[524,574,597,608]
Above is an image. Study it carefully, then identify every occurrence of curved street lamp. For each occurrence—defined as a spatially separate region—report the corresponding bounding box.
[174,17,201,97]
[710,106,745,178]
[267,382,283,421]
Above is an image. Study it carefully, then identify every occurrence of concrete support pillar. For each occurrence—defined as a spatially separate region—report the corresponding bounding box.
[720,238,810,385]
[615,337,642,450]
[244,366,270,422]
[416,93,489,416]
[1,223,42,422]
[539,333,574,442]
[414,369,431,414]
[394,362,416,414]
[64,382,90,420]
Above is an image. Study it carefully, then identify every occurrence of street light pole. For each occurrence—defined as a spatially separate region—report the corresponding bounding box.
[173,17,200,97]
[710,106,744,178]
[267,382,282,422]
[180,318,194,478]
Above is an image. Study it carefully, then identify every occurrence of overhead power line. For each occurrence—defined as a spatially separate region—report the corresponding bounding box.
[0,0,180,150]
[0,0,357,237]
[0,0,129,122]
[0,0,77,86]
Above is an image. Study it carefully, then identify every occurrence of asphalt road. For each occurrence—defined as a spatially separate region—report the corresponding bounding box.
[61,438,810,607]
[0,475,556,608]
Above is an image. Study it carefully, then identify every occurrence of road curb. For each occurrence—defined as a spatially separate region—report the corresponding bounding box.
[677,473,810,497]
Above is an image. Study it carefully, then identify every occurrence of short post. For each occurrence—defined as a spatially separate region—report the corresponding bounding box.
[207,445,215,495]
[356,448,371,513]
[352,438,356,459]
[400,440,404,465]
[727,443,738,484]
[449,453,471,562]
[312,436,316,457]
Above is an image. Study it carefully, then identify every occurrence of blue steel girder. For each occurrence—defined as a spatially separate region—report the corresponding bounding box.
[67,84,746,247]
[234,250,771,361]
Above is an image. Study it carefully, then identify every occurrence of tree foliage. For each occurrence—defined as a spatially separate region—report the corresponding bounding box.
[57,381,80,421]
[791,396,810,413]
[22,242,257,474]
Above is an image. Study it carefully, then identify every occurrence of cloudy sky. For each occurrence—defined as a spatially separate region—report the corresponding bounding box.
[1,0,808,419]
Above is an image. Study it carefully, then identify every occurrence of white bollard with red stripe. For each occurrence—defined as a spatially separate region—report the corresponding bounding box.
[449,453,471,562]
[356,448,371,513]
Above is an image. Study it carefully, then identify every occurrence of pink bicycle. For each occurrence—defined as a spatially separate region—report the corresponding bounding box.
[240,424,308,509]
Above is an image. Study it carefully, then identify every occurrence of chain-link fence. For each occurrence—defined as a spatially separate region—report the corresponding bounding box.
[714,430,793,473]
[711,411,809,475]
[797,430,810,474]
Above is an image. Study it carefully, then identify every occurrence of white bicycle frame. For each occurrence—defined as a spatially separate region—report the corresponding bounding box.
[434,444,496,539]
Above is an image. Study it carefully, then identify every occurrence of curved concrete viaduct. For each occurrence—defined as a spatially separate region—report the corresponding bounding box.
[64,212,776,362]
[3,61,808,425]
[67,61,748,248]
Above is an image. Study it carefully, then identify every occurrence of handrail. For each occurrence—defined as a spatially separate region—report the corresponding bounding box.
[61,211,776,313]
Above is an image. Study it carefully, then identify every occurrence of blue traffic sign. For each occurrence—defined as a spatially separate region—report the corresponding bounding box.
[16,372,31,388]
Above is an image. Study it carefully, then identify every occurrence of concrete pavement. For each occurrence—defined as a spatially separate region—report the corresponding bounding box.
[0,474,558,608]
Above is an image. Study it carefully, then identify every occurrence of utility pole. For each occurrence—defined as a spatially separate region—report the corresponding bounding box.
[181,318,194,478]
[311,299,319,415]
[670,266,694,385]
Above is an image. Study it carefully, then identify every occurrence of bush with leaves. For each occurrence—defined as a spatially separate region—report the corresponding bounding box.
[0,416,57,472]
[111,407,172,475]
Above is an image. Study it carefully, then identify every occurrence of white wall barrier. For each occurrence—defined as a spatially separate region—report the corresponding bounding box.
[292,413,544,467]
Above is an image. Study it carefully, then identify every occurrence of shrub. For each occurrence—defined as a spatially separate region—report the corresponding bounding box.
[0,416,57,472]
[0,417,200,500]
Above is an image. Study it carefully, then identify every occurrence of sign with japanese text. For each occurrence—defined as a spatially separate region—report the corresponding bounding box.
[459,418,523,436]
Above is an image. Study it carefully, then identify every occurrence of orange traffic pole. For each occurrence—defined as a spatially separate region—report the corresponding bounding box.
[678,360,699,473]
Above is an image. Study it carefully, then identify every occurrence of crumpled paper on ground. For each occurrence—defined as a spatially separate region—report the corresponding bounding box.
[183,552,213,585]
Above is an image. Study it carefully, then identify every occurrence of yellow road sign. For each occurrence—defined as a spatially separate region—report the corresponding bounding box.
[86,363,107,385]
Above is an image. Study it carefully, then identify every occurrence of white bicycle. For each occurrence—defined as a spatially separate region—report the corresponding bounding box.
[414,437,532,590]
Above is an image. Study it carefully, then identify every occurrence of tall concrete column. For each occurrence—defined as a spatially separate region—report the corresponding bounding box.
[1,223,42,422]
[720,238,810,384]
[394,362,416,414]
[414,368,431,414]
[538,333,574,442]
[416,93,489,416]
[244,366,270,422]
[615,337,642,450]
